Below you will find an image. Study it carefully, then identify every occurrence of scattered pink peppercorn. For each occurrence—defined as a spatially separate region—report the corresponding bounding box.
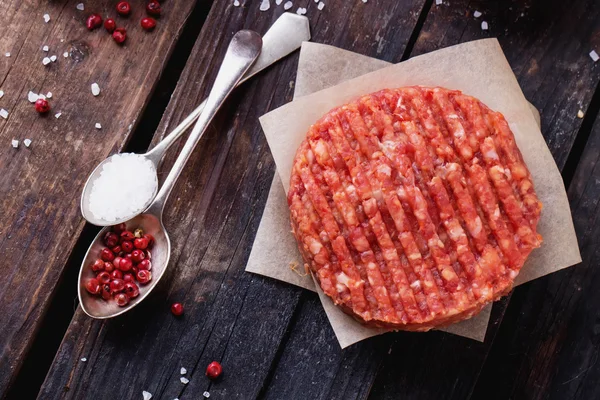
[104,232,119,247]
[100,248,115,262]
[35,98,50,113]
[121,231,135,241]
[118,257,133,272]
[146,1,161,16]
[86,14,103,30]
[131,249,145,263]
[110,269,123,280]
[123,273,135,283]
[141,17,156,31]
[97,271,111,285]
[124,282,139,298]
[85,278,101,294]
[104,18,117,33]
[91,259,105,272]
[206,361,223,380]
[171,303,184,316]
[109,278,125,293]
[101,284,112,300]
[136,269,152,284]
[104,261,115,273]
[133,237,149,250]
[115,292,129,306]
[116,1,131,16]
[138,259,152,271]
[144,234,155,248]
[121,240,134,253]
[113,28,127,44]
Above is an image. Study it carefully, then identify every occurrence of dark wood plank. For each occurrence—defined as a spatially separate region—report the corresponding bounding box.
[38,1,429,399]
[371,0,600,398]
[0,0,198,396]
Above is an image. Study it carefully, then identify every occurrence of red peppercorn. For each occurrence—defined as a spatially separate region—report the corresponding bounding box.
[133,237,149,250]
[146,1,161,16]
[104,262,115,273]
[138,259,152,271]
[121,240,134,253]
[115,292,129,306]
[112,245,122,255]
[206,361,222,380]
[123,273,135,283]
[86,13,103,30]
[125,253,133,260]
[145,249,152,260]
[97,271,111,285]
[136,269,152,284]
[100,248,115,262]
[118,257,133,272]
[113,28,127,44]
[35,98,50,113]
[141,17,157,31]
[103,232,119,247]
[132,266,139,276]
[91,259,105,272]
[104,18,117,33]
[121,231,135,241]
[101,284,112,300]
[144,234,155,248]
[113,223,127,234]
[85,278,101,294]
[110,278,125,293]
[116,1,131,16]
[124,282,139,298]
[110,269,123,280]
[131,249,145,263]
[171,303,184,316]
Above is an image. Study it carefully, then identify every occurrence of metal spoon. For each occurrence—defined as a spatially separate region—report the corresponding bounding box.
[80,13,311,226]
[79,30,262,319]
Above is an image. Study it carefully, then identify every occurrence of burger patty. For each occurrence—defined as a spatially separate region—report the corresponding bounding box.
[288,86,542,330]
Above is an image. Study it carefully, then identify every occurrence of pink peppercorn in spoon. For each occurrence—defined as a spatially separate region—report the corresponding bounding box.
[79,30,262,318]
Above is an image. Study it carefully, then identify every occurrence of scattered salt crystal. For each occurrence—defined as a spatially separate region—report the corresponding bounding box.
[276,0,283,4]
[76,3,85,11]
[314,0,318,2]
[42,45,49,52]
[473,10,482,18]
[435,0,442,5]
[5,53,10,57]
[0,109,8,119]
[317,2,324,10]
[11,139,18,148]
[180,367,187,375]
[233,0,240,6]
[577,110,584,119]
[203,392,210,398]
[50,55,57,62]
[590,50,599,62]
[95,123,102,129]
[81,357,87,362]
[481,21,489,30]
[43,13,50,23]
[296,7,306,15]
[0,90,4,98]
[42,57,51,66]
[283,1,292,10]
[89,153,158,222]
[91,83,101,96]
[55,112,62,118]
[24,139,32,147]
[28,91,39,103]
[142,391,152,400]
[362,0,367,3]
[259,0,270,11]
[46,92,52,98]
[180,377,189,385]
[63,52,69,58]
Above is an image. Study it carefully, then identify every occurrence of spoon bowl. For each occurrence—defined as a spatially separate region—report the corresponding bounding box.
[79,214,169,318]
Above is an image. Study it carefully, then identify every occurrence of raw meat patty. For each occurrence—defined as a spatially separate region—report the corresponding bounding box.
[288,87,542,330]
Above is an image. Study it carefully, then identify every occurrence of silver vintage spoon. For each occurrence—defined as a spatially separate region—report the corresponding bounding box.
[78,30,262,319]
[80,13,310,226]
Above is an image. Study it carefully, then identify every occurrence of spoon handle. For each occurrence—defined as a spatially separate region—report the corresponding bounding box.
[147,30,262,215]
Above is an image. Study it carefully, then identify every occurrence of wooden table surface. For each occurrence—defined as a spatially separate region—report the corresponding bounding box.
[1,0,600,399]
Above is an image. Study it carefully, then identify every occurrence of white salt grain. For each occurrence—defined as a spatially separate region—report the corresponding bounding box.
[276,0,283,4]
[76,3,85,11]
[55,112,62,118]
[95,123,102,129]
[435,0,442,5]
[46,92,52,98]
[42,45,49,52]
[180,367,187,375]
[63,52,69,58]
[283,1,292,10]
[24,139,32,147]
[317,2,325,10]
[260,0,270,11]
[142,391,152,400]
[89,153,158,222]
[590,50,599,62]
[233,0,240,6]
[42,57,51,66]
[11,139,18,148]
[481,21,489,30]
[43,13,50,23]
[50,55,57,62]
[473,10,482,18]
[28,91,39,103]
[81,357,87,362]
[577,110,584,119]
[91,83,101,96]
[296,7,306,15]
[180,377,189,385]
[5,53,10,57]
[0,90,4,99]
[203,392,210,398]
[0,109,8,119]
[362,0,367,3]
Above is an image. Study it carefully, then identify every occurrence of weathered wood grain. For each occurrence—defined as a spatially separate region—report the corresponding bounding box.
[38,1,429,399]
[0,0,199,397]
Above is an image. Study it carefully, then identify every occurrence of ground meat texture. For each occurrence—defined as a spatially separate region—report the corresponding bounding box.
[288,87,542,331]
